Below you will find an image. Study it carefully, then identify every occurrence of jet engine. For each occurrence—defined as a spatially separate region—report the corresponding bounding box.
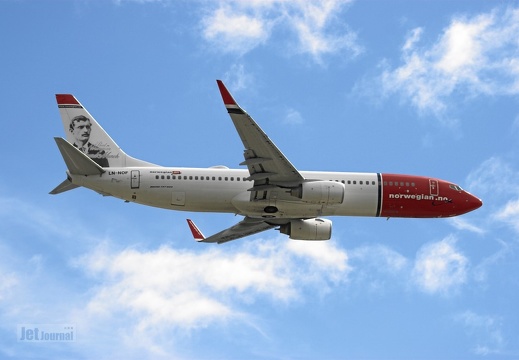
[290,181,344,205]
[279,218,332,240]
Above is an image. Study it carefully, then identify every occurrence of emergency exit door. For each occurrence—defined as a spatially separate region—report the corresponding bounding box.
[131,170,140,189]
[429,179,439,196]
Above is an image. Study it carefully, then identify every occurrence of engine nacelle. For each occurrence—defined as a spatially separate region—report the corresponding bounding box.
[291,181,345,205]
[280,218,332,241]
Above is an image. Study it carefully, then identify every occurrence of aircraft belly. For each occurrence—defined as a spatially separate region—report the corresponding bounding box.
[232,200,328,218]
[231,191,342,218]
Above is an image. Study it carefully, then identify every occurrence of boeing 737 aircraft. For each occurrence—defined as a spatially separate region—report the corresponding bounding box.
[51,80,482,243]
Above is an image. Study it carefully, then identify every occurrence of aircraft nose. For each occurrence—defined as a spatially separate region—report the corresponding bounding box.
[466,193,483,212]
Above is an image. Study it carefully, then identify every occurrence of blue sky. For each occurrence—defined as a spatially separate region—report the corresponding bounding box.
[1,0,519,358]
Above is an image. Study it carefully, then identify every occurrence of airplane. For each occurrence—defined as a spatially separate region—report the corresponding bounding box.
[51,80,482,244]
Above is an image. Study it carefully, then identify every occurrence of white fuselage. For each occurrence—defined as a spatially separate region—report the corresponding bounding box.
[71,166,380,219]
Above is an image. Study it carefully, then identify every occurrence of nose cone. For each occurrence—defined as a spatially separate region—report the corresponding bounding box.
[466,193,483,213]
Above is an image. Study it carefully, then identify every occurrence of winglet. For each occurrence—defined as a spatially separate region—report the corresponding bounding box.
[216,80,239,107]
[187,219,206,242]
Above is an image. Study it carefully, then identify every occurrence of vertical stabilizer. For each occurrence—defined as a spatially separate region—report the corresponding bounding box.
[56,94,155,168]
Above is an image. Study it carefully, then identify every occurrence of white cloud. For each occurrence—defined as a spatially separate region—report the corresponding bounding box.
[494,198,519,233]
[455,310,505,356]
[0,271,18,302]
[286,0,362,62]
[448,217,485,235]
[350,244,408,274]
[202,5,271,55]
[467,157,519,234]
[465,156,519,197]
[412,236,468,295]
[75,238,351,335]
[283,108,304,125]
[380,7,519,119]
[348,244,409,294]
[222,63,253,92]
[473,239,512,284]
[200,0,360,61]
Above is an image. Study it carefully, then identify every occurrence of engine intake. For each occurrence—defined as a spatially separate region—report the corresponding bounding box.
[290,181,345,205]
[280,218,332,240]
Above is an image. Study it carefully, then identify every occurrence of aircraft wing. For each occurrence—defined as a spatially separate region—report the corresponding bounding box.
[217,80,305,190]
[187,217,277,244]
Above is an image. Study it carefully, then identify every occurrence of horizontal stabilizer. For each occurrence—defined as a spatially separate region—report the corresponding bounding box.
[54,137,105,176]
[49,178,79,195]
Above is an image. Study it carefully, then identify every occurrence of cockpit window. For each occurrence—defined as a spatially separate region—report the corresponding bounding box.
[449,184,463,191]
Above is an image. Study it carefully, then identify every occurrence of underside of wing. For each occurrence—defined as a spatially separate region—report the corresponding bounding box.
[187,217,277,244]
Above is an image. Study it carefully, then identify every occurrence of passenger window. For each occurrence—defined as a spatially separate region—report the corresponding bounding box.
[347,180,351,185]
[212,177,216,180]
[161,175,165,180]
[225,177,228,181]
[231,177,234,181]
[405,182,409,187]
[189,176,193,180]
[353,181,357,185]
[155,175,159,179]
[360,181,363,185]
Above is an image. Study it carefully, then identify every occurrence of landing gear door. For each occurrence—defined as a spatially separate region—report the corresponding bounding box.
[131,170,140,189]
[429,179,439,196]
